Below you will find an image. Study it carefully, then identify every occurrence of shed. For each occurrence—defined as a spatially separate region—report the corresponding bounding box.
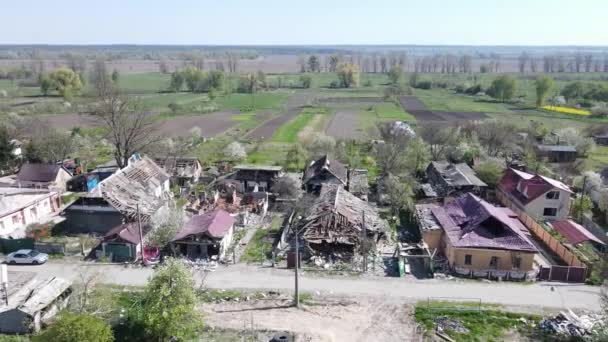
[550,219,606,248]
[536,145,577,163]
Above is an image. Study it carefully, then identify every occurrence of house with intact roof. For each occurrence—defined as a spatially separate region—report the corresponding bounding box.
[416,193,538,277]
[498,168,572,221]
[0,188,62,238]
[15,163,72,193]
[171,209,236,260]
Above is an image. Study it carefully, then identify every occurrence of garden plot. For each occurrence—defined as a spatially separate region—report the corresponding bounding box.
[399,95,487,122]
[318,97,383,104]
[326,110,368,140]
[245,108,299,140]
[38,114,103,130]
[156,110,241,137]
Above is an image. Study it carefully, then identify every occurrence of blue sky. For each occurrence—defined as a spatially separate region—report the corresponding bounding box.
[2,0,606,45]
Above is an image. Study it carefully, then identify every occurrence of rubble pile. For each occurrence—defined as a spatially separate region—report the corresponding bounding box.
[538,310,604,338]
[434,316,469,334]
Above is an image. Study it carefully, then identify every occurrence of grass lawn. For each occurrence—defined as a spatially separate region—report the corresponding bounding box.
[115,72,171,94]
[414,88,514,113]
[217,92,289,111]
[415,301,541,342]
[138,92,211,112]
[585,146,608,171]
[271,113,316,143]
[240,215,283,263]
[246,142,292,165]
[374,101,416,120]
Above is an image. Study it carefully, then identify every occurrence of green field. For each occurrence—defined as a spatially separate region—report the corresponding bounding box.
[374,101,415,120]
[271,114,315,143]
[217,92,289,111]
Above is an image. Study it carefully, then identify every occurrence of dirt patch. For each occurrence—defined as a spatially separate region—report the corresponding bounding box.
[325,110,367,140]
[297,114,324,141]
[201,296,416,342]
[38,114,103,129]
[399,95,488,121]
[319,97,383,104]
[245,109,298,140]
[156,110,240,137]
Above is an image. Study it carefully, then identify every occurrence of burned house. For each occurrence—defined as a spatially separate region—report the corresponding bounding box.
[536,145,577,163]
[171,209,235,260]
[302,155,348,194]
[298,185,388,258]
[233,165,283,193]
[348,169,369,201]
[154,157,203,187]
[426,161,487,198]
[62,155,171,235]
[0,272,72,334]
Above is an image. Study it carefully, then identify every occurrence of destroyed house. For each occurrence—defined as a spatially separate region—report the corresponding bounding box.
[154,156,203,187]
[299,186,388,257]
[90,160,119,181]
[426,161,487,197]
[347,169,369,201]
[302,155,348,194]
[536,144,577,163]
[233,164,283,192]
[0,272,72,334]
[498,168,572,221]
[416,193,537,275]
[15,163,72,193]
[62,156,170,235]
[171,209,235,260]
[99,222,153,262]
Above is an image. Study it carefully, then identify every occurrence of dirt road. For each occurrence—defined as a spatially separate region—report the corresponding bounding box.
[7,261,602,312]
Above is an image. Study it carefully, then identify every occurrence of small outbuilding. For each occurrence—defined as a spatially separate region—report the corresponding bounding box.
[16,163,72,193]
[536,145,577,163]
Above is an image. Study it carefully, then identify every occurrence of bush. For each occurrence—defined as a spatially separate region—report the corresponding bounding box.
[465,84,483,95]
[329,80,340,89]
[33,312,113,342]
[433,81,449,89]
[413,81,432,89]
[167,102,182,114]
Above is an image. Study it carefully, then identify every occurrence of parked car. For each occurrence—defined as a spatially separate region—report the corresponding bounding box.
[6,249,49,265]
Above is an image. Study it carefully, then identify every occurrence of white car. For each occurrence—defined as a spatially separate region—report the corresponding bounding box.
[6,249,49,265]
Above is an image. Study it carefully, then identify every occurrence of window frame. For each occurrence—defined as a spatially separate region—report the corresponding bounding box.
[546,191,560,200]
[543,207,558,217]
[464,254,472,265]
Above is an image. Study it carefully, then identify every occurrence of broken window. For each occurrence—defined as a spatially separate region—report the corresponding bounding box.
[513,256,522,269]
[464,254,472,265]
[546,191,560,200]
[543,208,558,217]
[489,256,499,269]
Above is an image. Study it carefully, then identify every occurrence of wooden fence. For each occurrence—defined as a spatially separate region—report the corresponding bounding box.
[496,190,586,269]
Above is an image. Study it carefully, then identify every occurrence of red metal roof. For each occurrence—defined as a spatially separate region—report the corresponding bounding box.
[551,220,605,246]
[173,209,235,241]
[498,168,571,205]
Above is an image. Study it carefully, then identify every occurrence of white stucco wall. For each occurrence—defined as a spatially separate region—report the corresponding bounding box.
[523,189,571,221]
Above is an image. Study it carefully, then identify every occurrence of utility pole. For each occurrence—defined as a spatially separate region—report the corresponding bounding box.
[578,175,587,221]
[294,216,301,308]
[137,204,145,266]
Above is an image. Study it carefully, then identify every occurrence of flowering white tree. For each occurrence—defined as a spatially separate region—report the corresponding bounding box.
[223,141,246,161]
[148,205,186,248]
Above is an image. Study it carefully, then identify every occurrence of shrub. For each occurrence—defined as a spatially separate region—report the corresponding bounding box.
[465,84,483,95]
[329,80,340,89]
[413,81,432,89]
[33,312,113,342]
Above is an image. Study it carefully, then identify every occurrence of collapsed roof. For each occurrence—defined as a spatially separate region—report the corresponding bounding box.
[429,161,487,188]
[154,157,202,178]
[98,156,170,221]
[300,185,388,245]
[303,155,348,186]
[0,274,71,317]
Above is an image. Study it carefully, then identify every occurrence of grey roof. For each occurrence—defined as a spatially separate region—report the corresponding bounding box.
[303,155,348,185]
[17,164,70,182]
[348,169,369,195]
[234,164,283,172]
[430,161,487,187]
[537,145,577,152]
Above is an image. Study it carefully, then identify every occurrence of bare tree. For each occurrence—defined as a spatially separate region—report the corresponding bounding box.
[89,58,112,96]
[475,121,517,157]
[518,52,529,73]
[93,89,159,168]
[575,53,583,73]
[159,59,169,74]
[584,54,593,72]
[418,122,460,160]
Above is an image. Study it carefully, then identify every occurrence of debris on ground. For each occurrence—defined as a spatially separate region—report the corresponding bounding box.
[538,310,604,338]
[434,316,469,334]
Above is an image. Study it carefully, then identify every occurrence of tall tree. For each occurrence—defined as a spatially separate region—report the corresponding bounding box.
[535,75,554,107]
[418,122,460,160]
[336,63,360,88]
[307,55,320,73]
[93,89,159,168]
[404,137,431,176]
[488,75,516,102]
[49,68,83,100]
[0,126,15,170]
[90,58,111,96]
[387,65,403,84]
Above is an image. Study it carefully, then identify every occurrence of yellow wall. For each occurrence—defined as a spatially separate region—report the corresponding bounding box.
[442,234,535,272]
[422,229,443,250]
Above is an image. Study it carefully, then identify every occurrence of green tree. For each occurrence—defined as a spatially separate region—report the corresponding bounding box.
[169,71,185,92]
[0,126,15,170]
[336,63,360,88]
[387,65,403,85]
[571,194,593,221]
[111,69,120,83]
[383,174,414,216]
[307,55,320,72]
[207,70,225,91]
[299,75,312,88]
[284,143,308,171]
[139,258,201,341]
[561,81,586,101]
[33,312,113,342]
[182,66,205,92]
[404,137,430,176]
[40,76,52,96]
[488,75,516,102]
[474,159,504,187]
[535,75,553,107]
[49,68,83,100]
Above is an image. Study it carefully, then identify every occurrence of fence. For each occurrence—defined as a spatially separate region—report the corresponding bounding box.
[581,214,608,245]
[496,190,588,282]
[496,190,586,268]
[538,265,588,282]
[34,241,67,255]
[0,238,34,254]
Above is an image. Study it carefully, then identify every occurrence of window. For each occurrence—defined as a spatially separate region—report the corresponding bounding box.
[464,254,472,265]
[513,256,522,270]
[489,256,499,269]
[546,191,560,200]
[12,215,20,224]
[543,208,558,217]
[0,221,4,230]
